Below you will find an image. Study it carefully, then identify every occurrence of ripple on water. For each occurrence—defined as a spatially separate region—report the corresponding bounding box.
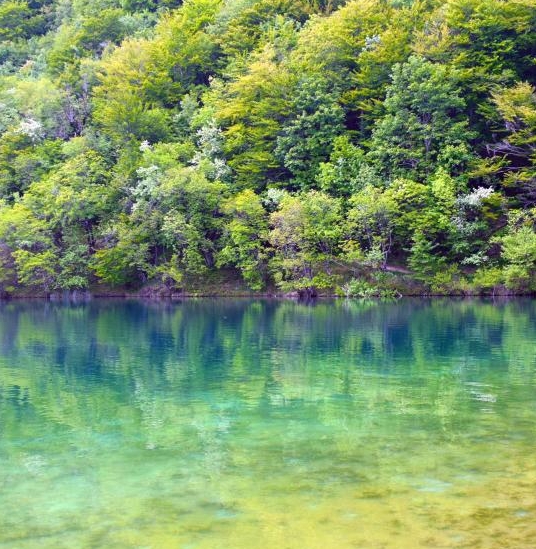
[1,298,536,549]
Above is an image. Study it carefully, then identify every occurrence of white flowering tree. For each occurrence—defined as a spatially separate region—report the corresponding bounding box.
[191,120,231,182]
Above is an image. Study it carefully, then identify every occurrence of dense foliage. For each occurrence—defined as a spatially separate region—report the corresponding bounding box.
[1,0,535,296]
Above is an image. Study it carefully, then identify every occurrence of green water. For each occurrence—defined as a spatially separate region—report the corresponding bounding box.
[1,298,535,549]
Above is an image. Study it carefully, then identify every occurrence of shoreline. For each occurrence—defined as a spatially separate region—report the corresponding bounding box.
[1,290,534,301]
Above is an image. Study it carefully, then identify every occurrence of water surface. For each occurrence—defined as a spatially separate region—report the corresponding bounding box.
[1,298,535,548]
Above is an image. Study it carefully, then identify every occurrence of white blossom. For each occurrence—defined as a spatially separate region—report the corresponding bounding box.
[362,34,381,52]
[131,165,161,201]
[461,251,489,266]
[212,157,229,180]
[191,120,231,181]
[16,118,44,142]
[263,188,286,208]
[139,140,152,152]
[457,186,494,208]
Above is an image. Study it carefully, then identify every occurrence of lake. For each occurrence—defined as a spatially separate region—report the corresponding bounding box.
[0,298,535,548]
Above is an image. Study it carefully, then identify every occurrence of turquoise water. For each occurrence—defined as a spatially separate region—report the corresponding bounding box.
[1,298,535,548]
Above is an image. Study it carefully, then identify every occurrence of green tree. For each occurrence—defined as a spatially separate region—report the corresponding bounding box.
[91,219,151,286]
[414,0,536,139]
[408,230,446,283]
[368,56,474,181]
[215,45,295,189]
[47,9,128,78]
[316,136,380,197]
[490,82,536,206]
[92,39,171,144]
[0,1,47,41]
[495,210,536,291]
[275,76,345,188]
[269,190,342,295]
[346,185,397,269]
[210,0,310,61]
[0,201,57,291]
[218,189,268,290]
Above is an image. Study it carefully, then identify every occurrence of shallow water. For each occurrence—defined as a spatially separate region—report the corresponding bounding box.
[0,298,535,548]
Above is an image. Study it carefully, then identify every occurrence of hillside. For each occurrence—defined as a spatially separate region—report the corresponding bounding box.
[1,0,536,297]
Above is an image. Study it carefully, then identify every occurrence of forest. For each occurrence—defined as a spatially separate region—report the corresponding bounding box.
[0,0,535,297]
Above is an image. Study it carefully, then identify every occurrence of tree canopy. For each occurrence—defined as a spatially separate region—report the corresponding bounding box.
[1,0,536,295]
